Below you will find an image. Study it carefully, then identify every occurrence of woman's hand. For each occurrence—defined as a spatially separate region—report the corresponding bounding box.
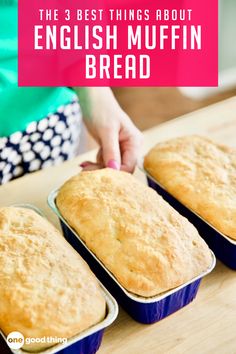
[76,87,143,173]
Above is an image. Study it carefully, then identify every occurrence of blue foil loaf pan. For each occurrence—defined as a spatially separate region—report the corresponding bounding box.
[0,205,118,354]
[48,190,216,325]
[143,167,236,270]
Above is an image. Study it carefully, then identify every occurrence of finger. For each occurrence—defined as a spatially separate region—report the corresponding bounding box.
[120,132,143,173]
[121,147,138,173]
[100,128,121,170]
[79,161,103,171]
[79,161,92,168]
[96,148,104,166]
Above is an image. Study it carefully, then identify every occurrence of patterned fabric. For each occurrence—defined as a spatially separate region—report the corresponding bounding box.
[0,99,82,185]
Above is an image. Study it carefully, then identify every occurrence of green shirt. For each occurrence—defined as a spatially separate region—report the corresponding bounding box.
[0,0,76,137]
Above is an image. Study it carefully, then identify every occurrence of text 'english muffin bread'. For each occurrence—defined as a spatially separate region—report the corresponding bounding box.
[144,135,236,240]
[0,207,106,352]
[57,168,212,298]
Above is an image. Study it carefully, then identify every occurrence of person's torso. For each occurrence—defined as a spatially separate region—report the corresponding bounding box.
[0,0,76,137]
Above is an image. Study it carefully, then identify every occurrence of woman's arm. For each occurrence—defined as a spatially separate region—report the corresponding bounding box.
[74,87,143,173]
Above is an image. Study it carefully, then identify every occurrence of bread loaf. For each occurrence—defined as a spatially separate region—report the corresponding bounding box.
[144,135,236,240]
[57,168,212,298]
[0,207,106,351]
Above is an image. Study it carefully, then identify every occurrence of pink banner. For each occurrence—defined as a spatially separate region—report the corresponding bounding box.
[18,0,218,87]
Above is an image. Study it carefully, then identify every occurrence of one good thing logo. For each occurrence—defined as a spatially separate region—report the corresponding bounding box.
[6,332,68,349]
[7,331,24,350]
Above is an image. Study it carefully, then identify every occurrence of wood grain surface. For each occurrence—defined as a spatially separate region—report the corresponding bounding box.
[0,97,236,354]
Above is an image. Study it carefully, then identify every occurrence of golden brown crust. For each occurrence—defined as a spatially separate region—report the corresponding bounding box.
[57,168,212,298]
[144,135,236,240]
[0,207,106,351]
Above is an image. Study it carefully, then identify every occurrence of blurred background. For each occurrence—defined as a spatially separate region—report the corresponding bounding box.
[113,86,236,131]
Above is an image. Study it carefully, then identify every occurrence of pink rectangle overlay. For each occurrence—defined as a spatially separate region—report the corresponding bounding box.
[18,0,218,87]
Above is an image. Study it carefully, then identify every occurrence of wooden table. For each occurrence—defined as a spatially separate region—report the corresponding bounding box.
[1,97,236,354]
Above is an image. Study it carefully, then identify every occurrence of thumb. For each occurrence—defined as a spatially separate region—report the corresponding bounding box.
[100,128,121,170]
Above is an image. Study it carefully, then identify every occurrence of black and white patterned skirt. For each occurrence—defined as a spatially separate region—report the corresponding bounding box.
[0,99,82,185]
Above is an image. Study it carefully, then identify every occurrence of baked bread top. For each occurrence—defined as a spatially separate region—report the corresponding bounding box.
[0,207,106,351]
[57,168,212,297]
[144,135,236,240]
